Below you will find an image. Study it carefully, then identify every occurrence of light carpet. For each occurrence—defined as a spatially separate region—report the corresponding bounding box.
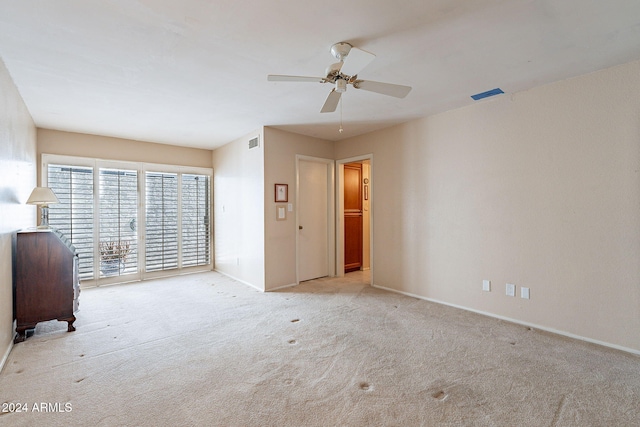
[1,271,639,426]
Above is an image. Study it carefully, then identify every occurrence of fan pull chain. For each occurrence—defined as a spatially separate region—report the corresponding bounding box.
[339,99,343,133]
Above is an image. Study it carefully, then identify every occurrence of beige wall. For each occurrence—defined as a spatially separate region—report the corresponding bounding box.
[263,127,334,290]
[212,129,266,290]
[335,60,640,353]
[0,58,37,370]
[38,129,213,175]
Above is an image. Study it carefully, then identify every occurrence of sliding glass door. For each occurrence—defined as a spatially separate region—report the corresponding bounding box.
[182,174,210,267]
[145,172,178,272]
[99,167,139,278]
[48,164,95,280]
[43,155,212,286]
[145,172,211,271]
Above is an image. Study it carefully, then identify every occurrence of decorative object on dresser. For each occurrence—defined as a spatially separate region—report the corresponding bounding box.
[13,228,80,343]
[25,186,60,229]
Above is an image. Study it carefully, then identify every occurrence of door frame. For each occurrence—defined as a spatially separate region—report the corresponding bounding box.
[295,155,336,284]
[336,154,374,282]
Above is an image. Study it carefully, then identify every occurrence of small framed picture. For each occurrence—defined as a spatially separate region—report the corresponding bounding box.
[275,184,288,202]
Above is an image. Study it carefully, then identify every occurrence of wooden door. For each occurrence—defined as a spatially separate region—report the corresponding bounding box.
[344,163,362,273]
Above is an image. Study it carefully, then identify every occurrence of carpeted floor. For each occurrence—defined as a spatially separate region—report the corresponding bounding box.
[1,271,639,426]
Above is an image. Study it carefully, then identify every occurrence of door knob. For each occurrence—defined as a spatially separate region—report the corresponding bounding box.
[299,225,303,230]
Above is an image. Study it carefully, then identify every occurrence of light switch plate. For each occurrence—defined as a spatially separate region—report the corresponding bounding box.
[482,280,491,292]
[521,287,530,299]
[506,283,516,297]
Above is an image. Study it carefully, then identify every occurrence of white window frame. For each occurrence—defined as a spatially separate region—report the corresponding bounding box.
[42,154,213,288]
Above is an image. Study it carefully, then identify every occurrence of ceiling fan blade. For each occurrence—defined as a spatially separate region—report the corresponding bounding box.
[321,89,342,113]
[340,47,376,77]
[353,80,412,98]
[267,74,325,83]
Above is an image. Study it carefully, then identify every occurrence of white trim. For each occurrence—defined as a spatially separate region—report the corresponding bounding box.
[373,284,640,356]
[0,340,13,374]
[266,282,298,292]
[336,164,344,276]
[42,154,213,176]
[82,266,213,289]
[80,266,213,289]
[214,269,264,292]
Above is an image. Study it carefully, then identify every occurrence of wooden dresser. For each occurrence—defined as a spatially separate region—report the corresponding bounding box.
[13,228,80,343]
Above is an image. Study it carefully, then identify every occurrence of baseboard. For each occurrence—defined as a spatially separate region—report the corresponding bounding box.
[213,269,264,292]
[212,270,297,292]
[0,339,13,374]
[373,284,640,357]
[266,282,297,292]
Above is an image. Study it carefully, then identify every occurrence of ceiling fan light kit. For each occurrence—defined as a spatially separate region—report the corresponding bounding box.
[267,42,412,115]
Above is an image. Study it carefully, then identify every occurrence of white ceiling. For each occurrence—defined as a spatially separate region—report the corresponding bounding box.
[1,0,640,150]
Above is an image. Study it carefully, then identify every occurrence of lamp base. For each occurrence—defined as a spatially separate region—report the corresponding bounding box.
[39,205,51,229]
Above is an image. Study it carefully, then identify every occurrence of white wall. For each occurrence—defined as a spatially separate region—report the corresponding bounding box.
[0,58,37,370]
[263,127,334,290]
[335,60,640,353]
[212,130,266,290]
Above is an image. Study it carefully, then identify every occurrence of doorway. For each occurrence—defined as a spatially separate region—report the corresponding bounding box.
[337,155,372,284]
[344,162,363,272]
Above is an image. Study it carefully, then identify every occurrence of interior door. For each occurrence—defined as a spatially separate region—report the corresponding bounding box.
[344,163,363,273]
[298,159,329,281]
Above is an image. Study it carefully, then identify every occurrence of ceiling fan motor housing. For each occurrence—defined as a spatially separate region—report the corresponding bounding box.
[325,62,342,79]
[330,42,352,61]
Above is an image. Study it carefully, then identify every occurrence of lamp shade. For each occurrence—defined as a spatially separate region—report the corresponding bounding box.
[26,187,60,205]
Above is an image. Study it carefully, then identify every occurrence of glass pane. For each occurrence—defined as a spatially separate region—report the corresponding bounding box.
[145,172,178,272]
[99,168,138,277]
[182,174,210,267]
[48,164,95,280]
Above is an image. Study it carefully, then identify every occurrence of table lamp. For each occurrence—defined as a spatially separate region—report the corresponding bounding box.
[26,187,60,228]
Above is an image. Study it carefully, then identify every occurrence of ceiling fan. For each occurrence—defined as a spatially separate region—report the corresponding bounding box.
[267,42,412,113]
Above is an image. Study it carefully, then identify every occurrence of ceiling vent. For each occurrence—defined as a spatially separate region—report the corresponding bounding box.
[248,136,260,149]
[471,88,504,101]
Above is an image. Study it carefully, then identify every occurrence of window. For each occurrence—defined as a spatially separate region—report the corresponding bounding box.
[48,165,94,280]
[43,155,212,285]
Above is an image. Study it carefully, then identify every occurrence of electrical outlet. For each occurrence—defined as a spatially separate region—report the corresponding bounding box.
[521,287,530,299]
[506,283,516,297]
[482,280,491,292]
